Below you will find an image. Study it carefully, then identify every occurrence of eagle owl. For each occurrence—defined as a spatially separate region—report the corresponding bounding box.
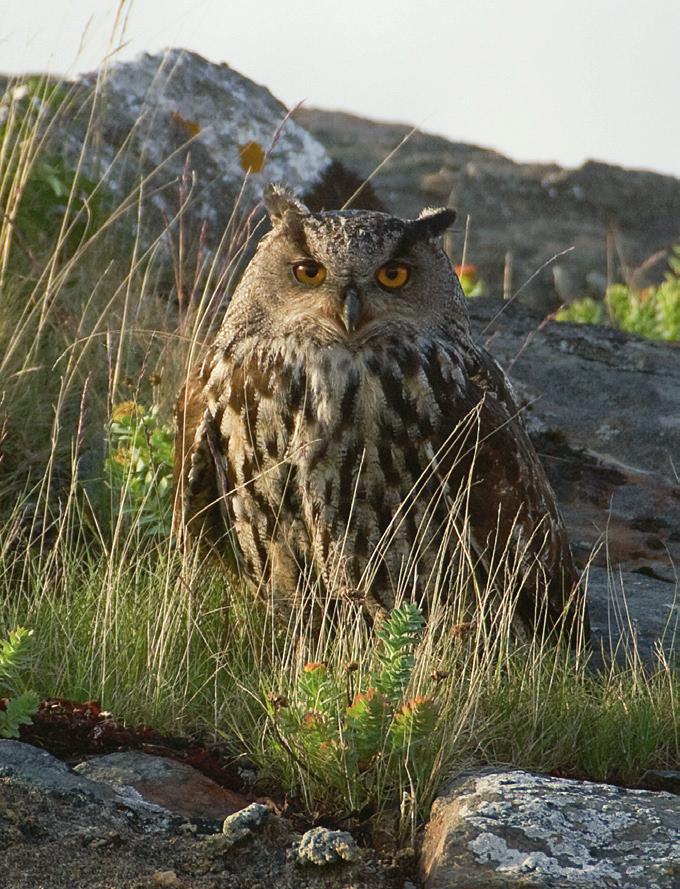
[175,184,589,645]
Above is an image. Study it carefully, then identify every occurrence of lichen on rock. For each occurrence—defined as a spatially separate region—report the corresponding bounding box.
[221,801,270,847]
[421,768,680,888]
[297,826,360,866]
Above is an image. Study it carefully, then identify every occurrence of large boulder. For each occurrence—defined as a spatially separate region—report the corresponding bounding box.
[467,296,680,658]
[420,768,680,888]
[297,108,680,309]
[2,50,380,270]
[468,297,680,561]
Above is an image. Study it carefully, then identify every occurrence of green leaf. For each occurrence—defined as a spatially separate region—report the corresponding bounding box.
[374,603,425,701]
[345,687,390,764]
[0,691,40,739]
[0,627,34,687]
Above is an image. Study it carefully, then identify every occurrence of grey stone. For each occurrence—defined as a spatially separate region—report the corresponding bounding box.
[0,50,377,282]
[0,739,121,801]
[420,769,680,888]
[468,297,680,479]
[73,49,329,243]
[75,751,247,822]
[298,108,680,310]
[0,740,170,823]
[1,760,399,887]
[641,770,680,795]
[297,827,360,866]
[294,108,499,221]
[585,567,678,662]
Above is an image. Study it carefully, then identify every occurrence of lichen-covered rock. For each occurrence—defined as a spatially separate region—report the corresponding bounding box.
[74,49,330,231]
[220,801,270,847]
[0,50,379,274]
[420,769,680,888]
[297,827,360,866]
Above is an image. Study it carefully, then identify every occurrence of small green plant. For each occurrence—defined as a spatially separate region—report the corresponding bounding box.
[0,628,40,739]
[267,603,437,810]
[104,401,175,537]
[15,155,106,255]
[1,78,107,268]
[556,295,604,326]
[556,245,680,341]
[456,263,486,297]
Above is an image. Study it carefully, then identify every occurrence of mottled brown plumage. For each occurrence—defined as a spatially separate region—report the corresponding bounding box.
[175,185,589,645]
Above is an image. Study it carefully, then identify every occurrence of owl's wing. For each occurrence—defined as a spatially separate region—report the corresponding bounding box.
[439,343,589,647]
[173,363,230,549]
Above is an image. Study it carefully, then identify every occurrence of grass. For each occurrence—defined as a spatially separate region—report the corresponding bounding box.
[1,502,677,843]
[0,42,678,848]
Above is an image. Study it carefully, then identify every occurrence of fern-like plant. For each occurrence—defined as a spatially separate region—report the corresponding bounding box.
[266,603,438,809]
[0,628,39,739]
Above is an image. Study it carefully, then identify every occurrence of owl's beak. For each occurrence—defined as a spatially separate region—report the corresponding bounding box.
[340,285,362,334]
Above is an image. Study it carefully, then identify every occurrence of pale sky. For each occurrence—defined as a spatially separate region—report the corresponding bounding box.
[2,0,679,178]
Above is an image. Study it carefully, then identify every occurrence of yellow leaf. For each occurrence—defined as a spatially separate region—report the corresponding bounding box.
[239,141,266,174]
[171,111,201,138]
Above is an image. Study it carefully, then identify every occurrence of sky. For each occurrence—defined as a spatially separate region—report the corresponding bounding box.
[2,0,679,178]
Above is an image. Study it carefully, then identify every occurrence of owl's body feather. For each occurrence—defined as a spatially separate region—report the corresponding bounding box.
[175,187,589,644]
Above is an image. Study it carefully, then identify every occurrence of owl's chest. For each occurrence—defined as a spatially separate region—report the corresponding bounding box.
[215,340,469,527]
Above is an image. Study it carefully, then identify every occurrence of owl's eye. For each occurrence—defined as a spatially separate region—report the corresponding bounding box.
[292,260,327,287]
[375,261,411,290]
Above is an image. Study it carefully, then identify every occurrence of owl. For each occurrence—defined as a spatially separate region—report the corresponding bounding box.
[175,184,589,646]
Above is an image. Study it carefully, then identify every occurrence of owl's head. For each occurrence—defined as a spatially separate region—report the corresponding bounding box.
[226,183,468,345]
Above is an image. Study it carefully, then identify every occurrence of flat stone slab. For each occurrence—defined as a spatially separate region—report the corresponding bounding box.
[75,751,247,824]
[420,769,680,888]
[0,739,172,824]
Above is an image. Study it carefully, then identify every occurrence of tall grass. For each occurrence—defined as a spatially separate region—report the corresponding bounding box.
[1,490,677,844]
[0,47,678,849]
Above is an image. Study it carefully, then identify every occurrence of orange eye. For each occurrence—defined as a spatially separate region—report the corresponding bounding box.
[292,260,327,287]
[376,261,411,290]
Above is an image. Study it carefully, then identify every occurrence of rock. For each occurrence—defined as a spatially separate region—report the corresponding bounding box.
[294,108,498,220]
[468,297,680,478]
[220,801,270,846]
[75,750,248,824]
[0,740,173,824]
[585,567,678,662]
[1,742,402,887]
[420,768,680,888]
[297,827,360,866]
[0,51,380,279]
[641,770,680,795]
[465,296,680,659]
[298,108,680,309]
[151,870,183,887]
[81,829,124,848]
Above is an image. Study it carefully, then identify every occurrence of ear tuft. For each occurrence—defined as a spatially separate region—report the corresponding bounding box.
[413,206,457,240]
[263,183,310,226]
